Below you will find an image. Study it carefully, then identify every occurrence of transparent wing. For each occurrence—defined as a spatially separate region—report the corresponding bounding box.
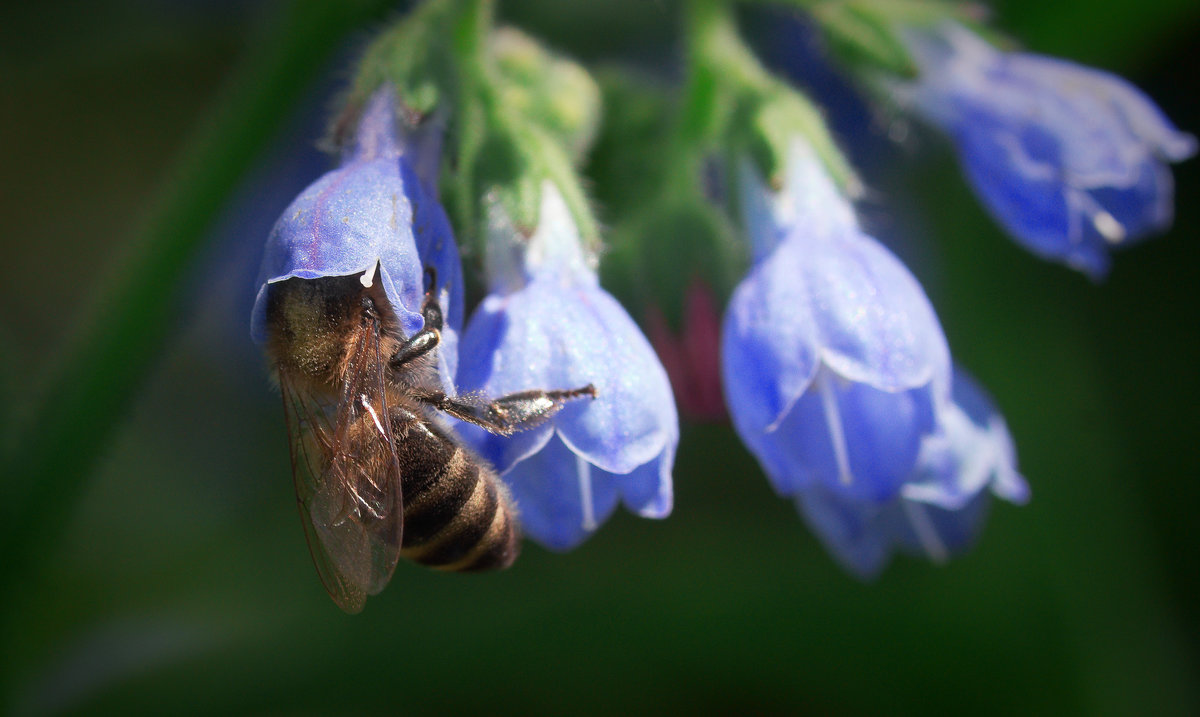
[279,321,404,614]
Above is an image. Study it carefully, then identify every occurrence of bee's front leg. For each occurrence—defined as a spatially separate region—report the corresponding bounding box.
[390,268,444,369]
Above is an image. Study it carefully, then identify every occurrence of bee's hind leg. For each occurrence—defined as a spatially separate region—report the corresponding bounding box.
[400,265,597,435]
[416,385,597,436]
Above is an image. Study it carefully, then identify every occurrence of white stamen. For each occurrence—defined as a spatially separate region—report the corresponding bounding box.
[1092,210,1126,244]
[816,375,854,486]
[903,500,948,564]
[577,452,596,531]
[1075,192,1127,244]
[360,259,381,287]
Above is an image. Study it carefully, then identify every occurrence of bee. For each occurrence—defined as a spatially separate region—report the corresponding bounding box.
[263,266,594,613]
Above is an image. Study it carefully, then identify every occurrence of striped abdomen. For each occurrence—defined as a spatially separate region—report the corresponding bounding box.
[396,416,521,571]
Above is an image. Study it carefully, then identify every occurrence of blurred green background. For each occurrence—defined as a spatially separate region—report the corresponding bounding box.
[1,1,1197,714]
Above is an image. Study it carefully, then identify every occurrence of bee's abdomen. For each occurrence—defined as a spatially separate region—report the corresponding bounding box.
[401,446,521,572]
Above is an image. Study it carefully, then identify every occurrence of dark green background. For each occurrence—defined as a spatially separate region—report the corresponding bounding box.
[1,1,1197,714]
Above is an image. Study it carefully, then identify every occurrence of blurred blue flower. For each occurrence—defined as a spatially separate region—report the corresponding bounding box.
[456,182,677,550]
[796,368,1031,578]
[723,140,951,508]
[896,23,1196,279]
[250,86,465,386]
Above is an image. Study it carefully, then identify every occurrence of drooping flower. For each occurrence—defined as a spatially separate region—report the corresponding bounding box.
[456,182,678,550]
[894,23,1196,279]
[796,368,1031,578]
[722,139,951,508]
[250,86,465,388]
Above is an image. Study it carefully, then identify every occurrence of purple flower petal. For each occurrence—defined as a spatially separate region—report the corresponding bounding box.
[456,183,678,549]
[251,87,465,389]
[723,139,1029,576]
[795,366,1029,578]
[898,23,1196,278]
[723,174,950,501]
[502,432,621,551]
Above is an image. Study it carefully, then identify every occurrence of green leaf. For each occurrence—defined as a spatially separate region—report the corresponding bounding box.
[492,26,602,161]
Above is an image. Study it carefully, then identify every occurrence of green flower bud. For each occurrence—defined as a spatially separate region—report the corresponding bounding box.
[492,27,602,161]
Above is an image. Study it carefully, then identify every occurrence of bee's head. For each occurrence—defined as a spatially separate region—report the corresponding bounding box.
[263,272,395,391]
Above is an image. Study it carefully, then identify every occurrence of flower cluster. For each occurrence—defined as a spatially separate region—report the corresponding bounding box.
[254,84,677,554]
[252,2,1191,586]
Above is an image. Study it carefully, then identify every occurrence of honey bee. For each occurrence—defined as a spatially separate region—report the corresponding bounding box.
[263,266,594,613]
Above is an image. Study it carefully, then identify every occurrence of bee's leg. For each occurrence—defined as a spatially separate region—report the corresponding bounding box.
[416,385,597,436]
[389,268,445,369]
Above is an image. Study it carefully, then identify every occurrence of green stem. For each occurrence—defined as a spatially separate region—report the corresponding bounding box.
[687,0,773,100]
[452,0,495,86]
[673,0,771,184]
[687,0,859,194]
[450,0,495,248]
[451,0,602,253]
[0,0,392,604]
[660,0,731,200]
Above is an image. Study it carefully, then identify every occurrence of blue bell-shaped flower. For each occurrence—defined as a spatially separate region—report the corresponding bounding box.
[723,140,951,506]
[251,86,465,387]
[895,23,1196,279]
[456,182,678,550]
[796,368,1031,577]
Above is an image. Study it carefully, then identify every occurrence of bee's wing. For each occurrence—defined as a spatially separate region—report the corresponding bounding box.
[279,325,404,614]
